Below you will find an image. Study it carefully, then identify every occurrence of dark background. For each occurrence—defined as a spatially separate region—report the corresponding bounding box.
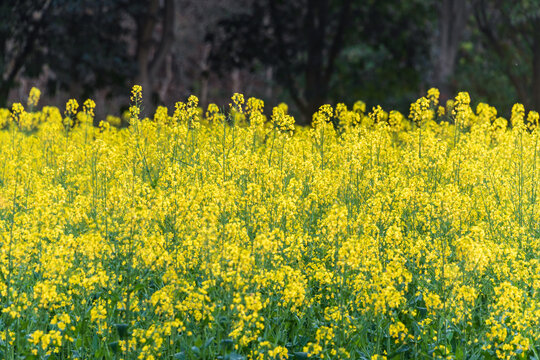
[1,0,539,124]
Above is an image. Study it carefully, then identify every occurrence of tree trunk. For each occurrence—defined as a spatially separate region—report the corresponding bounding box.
[136,0,159,105]
[303,0,328,124]
[231,68,241,94]
[267,0,308,120]
[265,67,273,99]
[268,0,350,125]
[0,0,51,107]
[0,82,11,107]
[200,42,212,107]
[532,19,540,111]
[135,0,176,106]
[158,55,173,102]
[434,0,467,101]
[149,0,175,86]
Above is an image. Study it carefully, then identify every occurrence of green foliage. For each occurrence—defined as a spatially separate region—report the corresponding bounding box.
[208,0,435,121]
[0,0,136,105]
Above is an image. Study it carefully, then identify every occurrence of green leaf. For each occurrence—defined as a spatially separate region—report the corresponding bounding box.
[387,346,410,358]
[109,341,120,354]
[173,352,186,360]
[204,336,215,348]
[220,338,234,349]
[226,353,246,360]
[115,323,129,339]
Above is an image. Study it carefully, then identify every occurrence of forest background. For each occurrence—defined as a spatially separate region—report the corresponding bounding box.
[1,0,538,124]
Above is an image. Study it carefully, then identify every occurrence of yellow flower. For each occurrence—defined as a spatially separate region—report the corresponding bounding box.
[271,106,295,133]
[268,345,289,359]
[28,87,41,108]
[83,99,96,118]
[427,87,440,106]
[29,330,44,346]
[231,93,245,113]
[131,84,143,103]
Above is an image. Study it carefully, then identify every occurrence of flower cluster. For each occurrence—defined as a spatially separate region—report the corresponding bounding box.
[0,87,537,359]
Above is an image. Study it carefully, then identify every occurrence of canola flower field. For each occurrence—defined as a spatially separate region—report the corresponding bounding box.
[0,86,539,360]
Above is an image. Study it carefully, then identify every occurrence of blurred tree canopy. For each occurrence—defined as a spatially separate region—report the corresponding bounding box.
[472,0,540,111]
[208,0,434,124]
[0,0,134,107]
[0,0,176,109]
[1,0,540,121]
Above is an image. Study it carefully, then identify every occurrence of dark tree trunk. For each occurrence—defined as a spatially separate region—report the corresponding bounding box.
[135,0,175,106]
[135,0,158,102]
[304,0,328,122]
[268,0,351,125]
[0,0,52,107]
[532,19,540,111]
[268,0,308,120]
[200,42,212,107]
[0,82,11,108]
[434,0,467,102]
